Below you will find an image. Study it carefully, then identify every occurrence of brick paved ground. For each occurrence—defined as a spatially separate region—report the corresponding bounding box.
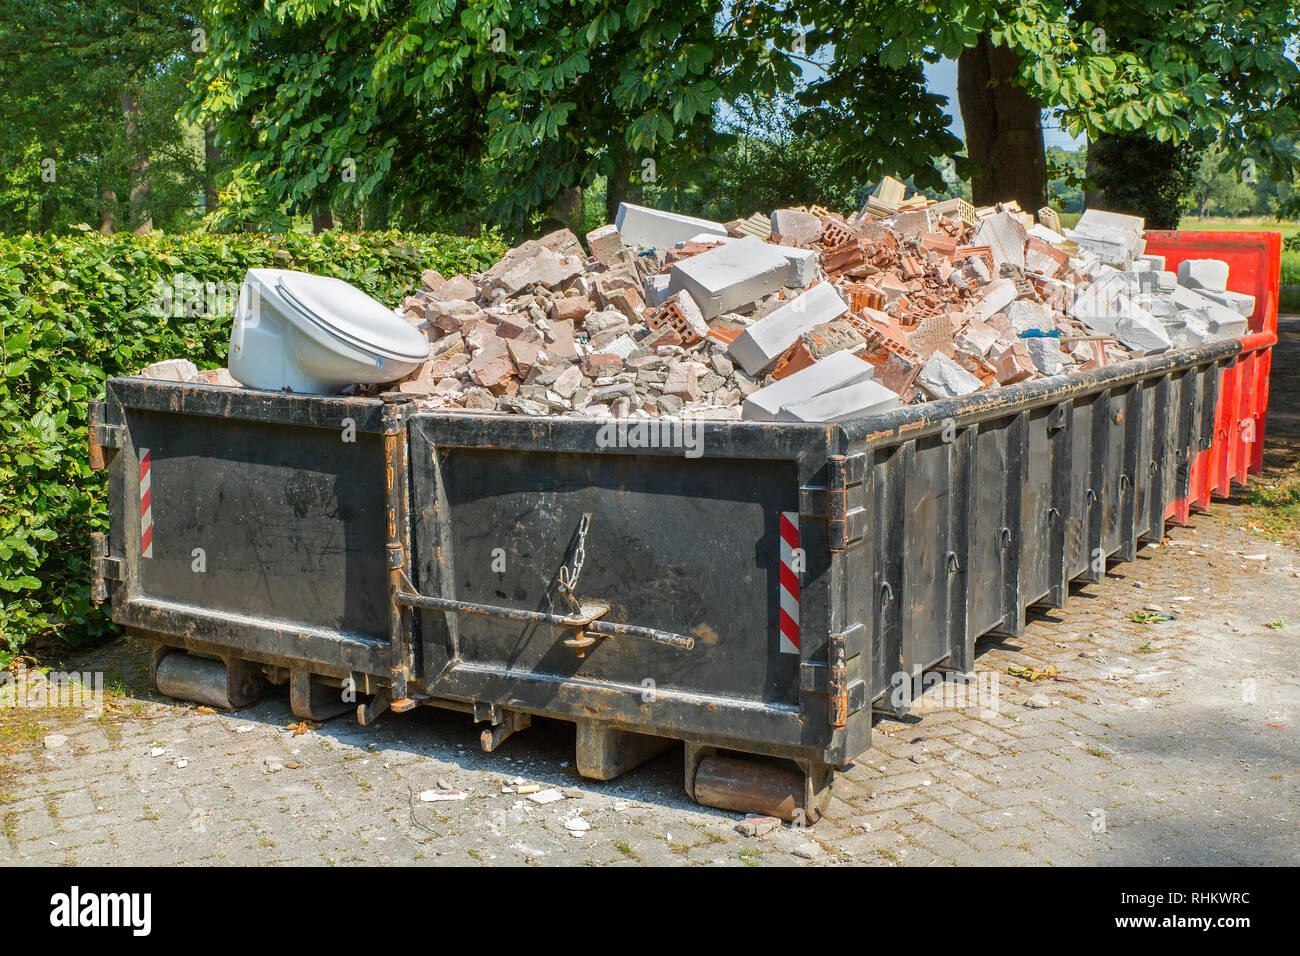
[3,322,1297,868]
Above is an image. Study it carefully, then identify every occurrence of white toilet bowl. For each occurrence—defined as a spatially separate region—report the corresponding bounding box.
[229,269,431,394]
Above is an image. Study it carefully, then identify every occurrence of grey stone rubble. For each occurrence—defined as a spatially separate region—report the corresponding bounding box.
[140,195,1252,426]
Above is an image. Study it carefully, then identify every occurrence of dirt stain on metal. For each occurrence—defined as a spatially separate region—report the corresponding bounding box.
[691,623,720,646]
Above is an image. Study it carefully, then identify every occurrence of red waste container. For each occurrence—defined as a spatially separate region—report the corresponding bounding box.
[1141,230,1281,523]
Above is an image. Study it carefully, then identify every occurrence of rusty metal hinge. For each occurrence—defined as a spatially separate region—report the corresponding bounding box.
[799,623,866,731]
[89,532,122,605]
[826,454,868,552]
[87,401,123,472]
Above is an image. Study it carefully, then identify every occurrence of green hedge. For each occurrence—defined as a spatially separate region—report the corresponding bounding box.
[0,228,505,659]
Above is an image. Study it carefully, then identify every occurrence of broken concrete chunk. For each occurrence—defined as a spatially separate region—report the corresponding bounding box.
[727,282,849,376]
[915,353,984,399]
[770,208,824,246]
[954,319,1000,358]
[1193,286,1255,318]
[973,278,1018,321]
[1005,299,1055,335]
[643,273,672,307]
[1025,335,1065,376]
[1113,303,1172,353]
[432,274,478,302]
[972,212,1027,270]
[1068,210,1144,267]
[138,359,199,383]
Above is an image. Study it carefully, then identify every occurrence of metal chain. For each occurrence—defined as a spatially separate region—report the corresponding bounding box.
[557,513,591,602]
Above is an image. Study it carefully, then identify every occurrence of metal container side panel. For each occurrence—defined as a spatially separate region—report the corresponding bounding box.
[407,415,859,760]
[967,419,1010,638]
[902,437,953,676]
[1019,406,1054,608]
[833,339,1241,712]
[103,379,393,675]
[1068,395,1097,580]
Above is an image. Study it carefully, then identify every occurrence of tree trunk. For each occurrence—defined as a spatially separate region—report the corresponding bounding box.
[549,186,584,233]
[401,201,420,230]
[957,33,1047,213]
[604,147,643,225]
[121,90,152,232]
[38,147,57,232]
[1084,139,1106,210]
[311,200,334,233]
[203,124,220,216]
[98,184,117,234]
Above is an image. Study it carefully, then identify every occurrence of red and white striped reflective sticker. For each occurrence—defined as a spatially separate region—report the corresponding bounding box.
[779,511,800,654]
[139,448,153,559]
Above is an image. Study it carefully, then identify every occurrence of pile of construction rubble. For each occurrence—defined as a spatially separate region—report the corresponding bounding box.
[385,181,1252,422]
[142,178,1254,423]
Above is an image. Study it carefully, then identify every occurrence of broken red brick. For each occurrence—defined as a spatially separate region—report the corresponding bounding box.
[494,314,533,340]
[582,352,624,376]
[550,295,592,322]
[993,343,1035,385]
[771,341,816,380]
[642,325,684,350]
[645,291,708,346]
[844,282,886,313]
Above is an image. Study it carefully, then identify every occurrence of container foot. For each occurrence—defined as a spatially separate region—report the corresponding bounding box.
[289,669,351,721]
[575,719,672,781]
[151,646,263,710]
[686,745,832,824]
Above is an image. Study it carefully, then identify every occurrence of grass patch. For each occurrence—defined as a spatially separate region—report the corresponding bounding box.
[1245,480,1300,545]
[614,840,642,862]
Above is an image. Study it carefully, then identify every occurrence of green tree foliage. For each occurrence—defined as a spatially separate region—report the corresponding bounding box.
[1090,133,1198,228]
[0,228,504,656]
[795,1,1300,205]
[0,1,213,234]
[188,1,799,234]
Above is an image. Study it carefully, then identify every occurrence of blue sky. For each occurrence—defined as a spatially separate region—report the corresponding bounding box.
[924,58,1085,150]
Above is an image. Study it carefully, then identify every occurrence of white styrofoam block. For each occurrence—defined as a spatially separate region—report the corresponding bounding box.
[776,380,899,422]
[727,282,849,375]
[742,351,875,421]
[1176,258,1230,292]
[667,236,790,319]
[615,202,727,248]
